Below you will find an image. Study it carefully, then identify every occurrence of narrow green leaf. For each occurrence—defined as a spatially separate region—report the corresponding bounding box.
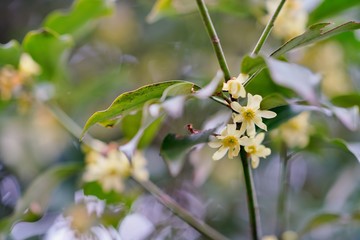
[331,93,360,109]
[260,93,288,110]
[44,0,114,39]
[300,213,341,235]
[23,29,73,80]
[309,0,360,24]
[0,40,21,68]
[81,81,196,137]
[160,128,215,176]
[271,21,360,57]
[241,55,266,76]
[0,164,81,232]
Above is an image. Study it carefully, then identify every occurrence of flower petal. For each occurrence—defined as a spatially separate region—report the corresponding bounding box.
[247,94,262,109]
[251,156,260,169]
[254,116,267,131]
[230,101,242,113]
[259,110,277,119]
[255,132,265,144]
[213,146,228,160]
[208,141,222,148]
[246,122,256,137]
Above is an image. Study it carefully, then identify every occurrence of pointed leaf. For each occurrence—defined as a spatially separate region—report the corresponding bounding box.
[160,128,215,176]
[266,58,321,104]
[271,21,360,57]
[331,93,360,109]
[309,0,360,24]
[0,40,21,68]
[44,0,114,39]
[23,29,73,80]
[81,81,196,137]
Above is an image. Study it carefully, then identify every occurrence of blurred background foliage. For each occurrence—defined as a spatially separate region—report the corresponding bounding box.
[0,0,360,239]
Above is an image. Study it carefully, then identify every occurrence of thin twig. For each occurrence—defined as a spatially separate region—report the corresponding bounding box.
[196,0,231,82]
[251,0,287,56]
[132,177,229,240]
[240,149,261,240]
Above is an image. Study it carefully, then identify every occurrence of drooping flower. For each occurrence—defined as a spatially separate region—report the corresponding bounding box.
[208,124,242,160]
[274,112,311,148]
[222,73,248,99]
[231,93,277,137]
[83,149,131,193]
[240,133,271,169]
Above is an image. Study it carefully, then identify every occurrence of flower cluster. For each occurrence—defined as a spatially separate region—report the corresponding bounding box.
[209,74,276,168]
[83,145,149,193]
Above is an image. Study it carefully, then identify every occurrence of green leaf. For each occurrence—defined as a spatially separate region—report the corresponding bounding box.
[271,21,360,57]
[263,105,301,131]
[23,29,73,80]
[121,110,165,149]
[260,93,288,110]
[329,139,360,163]
[0,164,81,232]
[160,128,215,176]
[266,58,321,104]
[81,81,196,137]
[0,40,21,68]
[300,213,341,235]
[331,93,360,109]
[44,0,114,39]
[241,55,266,76]
[309,0,360,24]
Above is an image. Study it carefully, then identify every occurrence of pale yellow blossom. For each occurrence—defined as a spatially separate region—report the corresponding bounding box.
[276,112,311,148]
[261,235,278,240]
[83,149,131,193]
[264,0,308,40]
[208,124,242,160]
[231,93,277,137]
[131,151,149,181]
[241,133,271,168]
[222,73,248,99]
[19,53,41,77]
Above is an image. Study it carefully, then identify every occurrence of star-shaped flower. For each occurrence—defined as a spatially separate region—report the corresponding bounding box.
[241,133,271,168]
[208,124,242,160]
[231,93,277,137]
[222,73,248,99]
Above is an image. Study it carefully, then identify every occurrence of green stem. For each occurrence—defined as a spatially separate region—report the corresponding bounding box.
[43,101,104,151]
[240,149,261,240]
[196,0,231,82]
[132,177,229,240]
[251,0,287,56]
[276,142,290,235]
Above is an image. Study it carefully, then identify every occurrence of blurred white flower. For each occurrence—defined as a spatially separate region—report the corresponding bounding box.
[264,0,308,40]
[83,149,131,193]
[240,133,271,168]
[231,93,276,137]
[208,124,242,160]
[222,73,248,99]
[274,112,311,148]
[131,151,149,181]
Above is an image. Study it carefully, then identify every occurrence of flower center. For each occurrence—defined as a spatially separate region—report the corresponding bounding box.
[246,145,257,154]
[222,136,239,148]
[242,108,255,121]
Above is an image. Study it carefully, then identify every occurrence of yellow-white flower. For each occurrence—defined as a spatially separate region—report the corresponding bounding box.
[264,0,308,40]
[19,53,41,77]
[276,112,311,148]
[231,93,277,137]
[131,151,149,181]
[222,73,248,99]
[83,149,131,193]
[241,133,271,169]
[208,124,242,160]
